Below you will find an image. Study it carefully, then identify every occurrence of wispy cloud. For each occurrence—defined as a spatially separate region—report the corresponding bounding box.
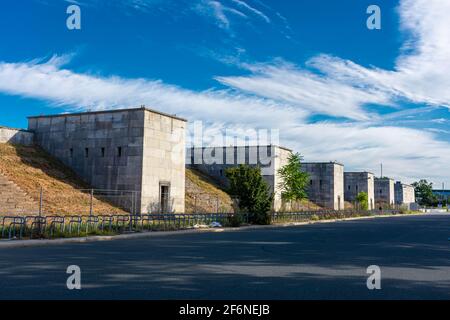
[4,0,450,185]
[285,123,450,184]
[195,0,247,30]
[230,0,270,23]
[215,0,450,120]
[304,0,450,110]
[1,49,449,184]
[216,60,392,121]
[193,0,275,32]
[56,0,288,37]
[0,56,306,129]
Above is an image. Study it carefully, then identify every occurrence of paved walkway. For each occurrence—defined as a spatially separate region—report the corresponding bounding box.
[1,213,449,299]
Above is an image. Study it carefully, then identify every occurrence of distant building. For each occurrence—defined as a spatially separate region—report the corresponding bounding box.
[187,145,292,211]
[374,177,395,208]
[394,182,416,207]
[344,172,375,210]
[433,189,450,205]
[28,107,187,214]
[302,162,344,210]
[433,189,450,198]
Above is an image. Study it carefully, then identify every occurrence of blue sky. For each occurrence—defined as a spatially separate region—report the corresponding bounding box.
[1,0,450,186]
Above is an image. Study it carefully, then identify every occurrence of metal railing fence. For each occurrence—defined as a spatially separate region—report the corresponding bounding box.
[0,209,402,241]
[0,187,239,216]
[0,188,139,216]
[0,213,237,240]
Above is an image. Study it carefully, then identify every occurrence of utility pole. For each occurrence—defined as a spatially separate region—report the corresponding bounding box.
[38,187,43,237]
[89,189,94,217]
[443,182,445,207]
[39,187,43,217]
[380,163,383,178]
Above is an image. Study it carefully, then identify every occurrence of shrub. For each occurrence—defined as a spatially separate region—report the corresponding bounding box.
[356,192,369,211]
[226,165,274,225]
[227,213,244,227]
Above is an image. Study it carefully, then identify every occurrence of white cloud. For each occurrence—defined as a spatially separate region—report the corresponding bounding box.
[216,61,393,121]
[58,0,282,35]
[207,0,450,184]
[216,0,450,118]
[194,0,249,30]
[305,0,450,109]
[3,0,450,186]
[194,0,275,31]
[0,57,306,129]
[283,123,450,185]
[1,52,449,185]
[230,0,270,23]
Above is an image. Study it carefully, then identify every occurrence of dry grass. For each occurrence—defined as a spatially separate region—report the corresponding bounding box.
[0,143,126,215]
[185,168,234,213]
[0,143,323,216]
[185,168,324,213]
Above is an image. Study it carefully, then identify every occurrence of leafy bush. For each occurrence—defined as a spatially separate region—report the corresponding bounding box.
[356,192,369,211]
[412,179,439,207]
[226,165,273,225]
[227,213,244,227]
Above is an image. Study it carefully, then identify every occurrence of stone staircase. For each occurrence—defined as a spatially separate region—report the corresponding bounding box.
[0,173,39,215]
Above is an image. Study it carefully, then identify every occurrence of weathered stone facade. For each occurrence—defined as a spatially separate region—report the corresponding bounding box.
[28,107,186,214]
[394,182,416,207]
[302,162,344,210]
[0,127,34,146]
[187,145,292,211]
[344,172,375,210]
[374,177,395,208]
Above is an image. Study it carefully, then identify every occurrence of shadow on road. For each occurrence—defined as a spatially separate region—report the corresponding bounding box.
[0,214,450,299]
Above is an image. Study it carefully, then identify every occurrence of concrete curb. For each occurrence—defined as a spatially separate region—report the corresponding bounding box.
[0,213,426,249]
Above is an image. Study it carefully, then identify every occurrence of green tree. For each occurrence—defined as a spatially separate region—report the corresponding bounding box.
[226,165,273,225]
[412,179,438,206]
[356,192,369,211]
[277,153,309,202]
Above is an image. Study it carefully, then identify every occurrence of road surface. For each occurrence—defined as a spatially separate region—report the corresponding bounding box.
[1,213,450,299]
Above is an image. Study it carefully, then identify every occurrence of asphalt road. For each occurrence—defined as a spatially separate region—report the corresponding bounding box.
[1,213,450,300]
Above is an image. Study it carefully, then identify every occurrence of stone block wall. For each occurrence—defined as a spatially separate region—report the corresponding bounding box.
[302,162,344,210]
[28,107,186,214]
[141,109,186,213]
[0,127,34,146]
[344,172,375,209]
[374,177,395,208]
[395,182,416,206]
[403,184,416,205]
[187,145,292,211]
[272,146,292,211]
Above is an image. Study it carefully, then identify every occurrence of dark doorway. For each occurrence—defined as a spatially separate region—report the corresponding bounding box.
[160,184,170,213]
